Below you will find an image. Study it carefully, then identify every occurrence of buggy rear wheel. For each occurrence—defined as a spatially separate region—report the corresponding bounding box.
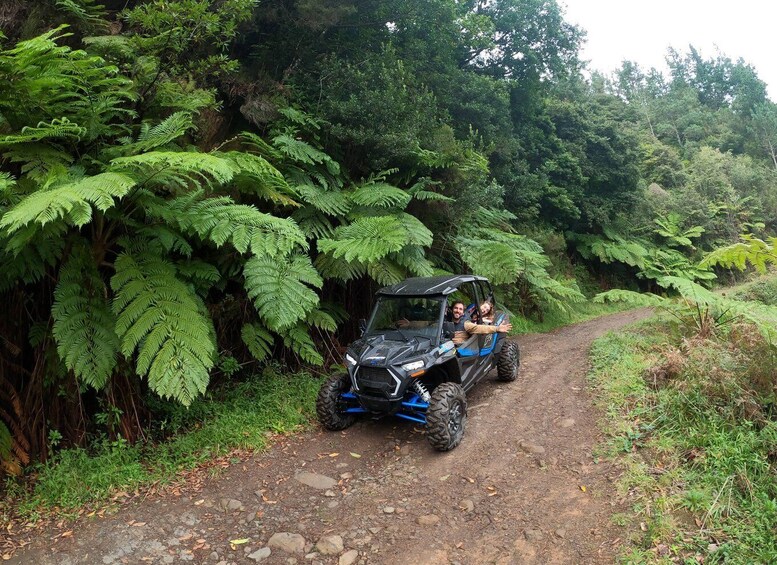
[497,341,520,382]
[426,382,467,451]
[316,373,356,431]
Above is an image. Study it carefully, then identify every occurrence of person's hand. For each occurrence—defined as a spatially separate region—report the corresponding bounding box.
[497,322,512,333]
[396,318,410,328]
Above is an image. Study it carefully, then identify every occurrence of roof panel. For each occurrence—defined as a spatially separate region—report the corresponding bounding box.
[376,275,488,296]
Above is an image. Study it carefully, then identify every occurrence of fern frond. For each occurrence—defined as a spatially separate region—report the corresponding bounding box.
[656,276,719,306]
[278,323,323,365]
[176,259,221,292]
[143,191,307,256]
[314,253,367,282]
[110,151,237,192]
[700,235,777,273]
[367,260,407,286]
[350,182,411,209]
[55,0,108,29]
[0,118,86,146]
[291,207,335,240]
[273,134,340,175]
[318,216,410,263]
[0,172,135,232]
[105,112,195,158]
[297,184,351,216]
[0,225,66,289]
[306,309,338,332]
[408,178,454,202]
[240,132,284,162]
[52,243,118,389]
[243,254,322,332]
[111,251,215,406]
[390,245,434,277]
[3,144,74,183]
[224,151,299,206]
[241,323,274,362]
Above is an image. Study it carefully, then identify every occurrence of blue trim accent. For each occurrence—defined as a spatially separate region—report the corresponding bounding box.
[395,412,427,425]
[401,400,429,410]
[345,407,368,413]
[458,348,477,357]
[341,392,357,399]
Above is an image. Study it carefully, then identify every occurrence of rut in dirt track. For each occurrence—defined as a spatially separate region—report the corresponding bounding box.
[11,309,651,565]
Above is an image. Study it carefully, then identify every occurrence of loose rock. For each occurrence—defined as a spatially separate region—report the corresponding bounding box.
[382,506,395,514]
[339,550,359,565]
[295,472,338,490]
[268,533,306,554]
[459,499,475,512]
[218,498,245,512]
[315,535,344,555]
[248,547,272,561]
[519,442,546,454]
[416,514,440,526]
[559,418,576,428]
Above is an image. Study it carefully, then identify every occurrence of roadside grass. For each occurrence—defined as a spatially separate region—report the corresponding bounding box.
[512,299,628,334]
[2,368,320,522]
[588,315,777,564]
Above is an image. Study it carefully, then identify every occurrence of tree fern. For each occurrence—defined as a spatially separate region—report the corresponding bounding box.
[313,253,367,282]
[0,118,86,145]
[106,112,196,158]
[700,234,777,273]
[318,216,411,263]
[278,323,323,365]
[143,190,307,257]
[0,172,135,233]
[52,243,118,389]
[241,323,274,362]
[350,182,411,209]
[297,184,351,216]
[110,151,237,192]
[111,250,216,406]
[243,254,322,332]
[306,309,338,332]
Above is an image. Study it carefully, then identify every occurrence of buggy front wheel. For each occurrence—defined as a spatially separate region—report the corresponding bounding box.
[426,382,467,451]
[316,373,356,431]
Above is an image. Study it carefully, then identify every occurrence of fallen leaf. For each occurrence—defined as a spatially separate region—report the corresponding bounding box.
[464,477,475,483]
[349,452,361,458]
[61,531,73,538]
[486,486,496,491]
[579,485,587,492]
[194,499,205,506]
[439,474,450,481]
[329,453,339,457]
[230,538,250,545]
[133,522,146,527]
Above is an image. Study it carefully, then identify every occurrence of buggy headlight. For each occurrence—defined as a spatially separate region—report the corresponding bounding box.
[345,354,357,366]
[401,360,424,372]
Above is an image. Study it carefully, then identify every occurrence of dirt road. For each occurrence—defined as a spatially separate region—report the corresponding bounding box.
[9,309,650,565]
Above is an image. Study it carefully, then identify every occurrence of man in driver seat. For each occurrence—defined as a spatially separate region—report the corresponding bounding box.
[450,300,511,346]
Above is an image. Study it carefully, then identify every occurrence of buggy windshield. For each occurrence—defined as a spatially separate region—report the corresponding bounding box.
[366,296,445,341]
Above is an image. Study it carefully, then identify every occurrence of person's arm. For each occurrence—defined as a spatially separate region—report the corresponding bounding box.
[464,321,512,334]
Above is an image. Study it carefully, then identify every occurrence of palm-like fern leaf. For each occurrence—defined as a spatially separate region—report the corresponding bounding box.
[273,134,340,175]
[105,112,195,158]
[350,183,411,209]
[306,309,338,332]
[318,216,411,263]
[278,323,323,365]
[699,235,777,273]
[241,323,274,361]
[0,118,86,145]
[594,289,665,306]
[243,254,322,332]
[111,251,216,406]
[291,207,336,240]
[110,151,237,192]
[143,191,307,257]
[52,244,118,389]
[297,184,351,216]
[0,172,135,232]
[314,253,367,282]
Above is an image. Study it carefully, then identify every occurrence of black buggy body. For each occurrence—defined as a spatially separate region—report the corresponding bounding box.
[316,275,520,451]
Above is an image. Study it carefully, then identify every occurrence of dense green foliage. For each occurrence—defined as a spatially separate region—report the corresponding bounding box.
[2,2,777,528]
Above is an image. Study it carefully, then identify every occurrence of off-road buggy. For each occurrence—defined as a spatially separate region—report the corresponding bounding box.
[316,275,520,451]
